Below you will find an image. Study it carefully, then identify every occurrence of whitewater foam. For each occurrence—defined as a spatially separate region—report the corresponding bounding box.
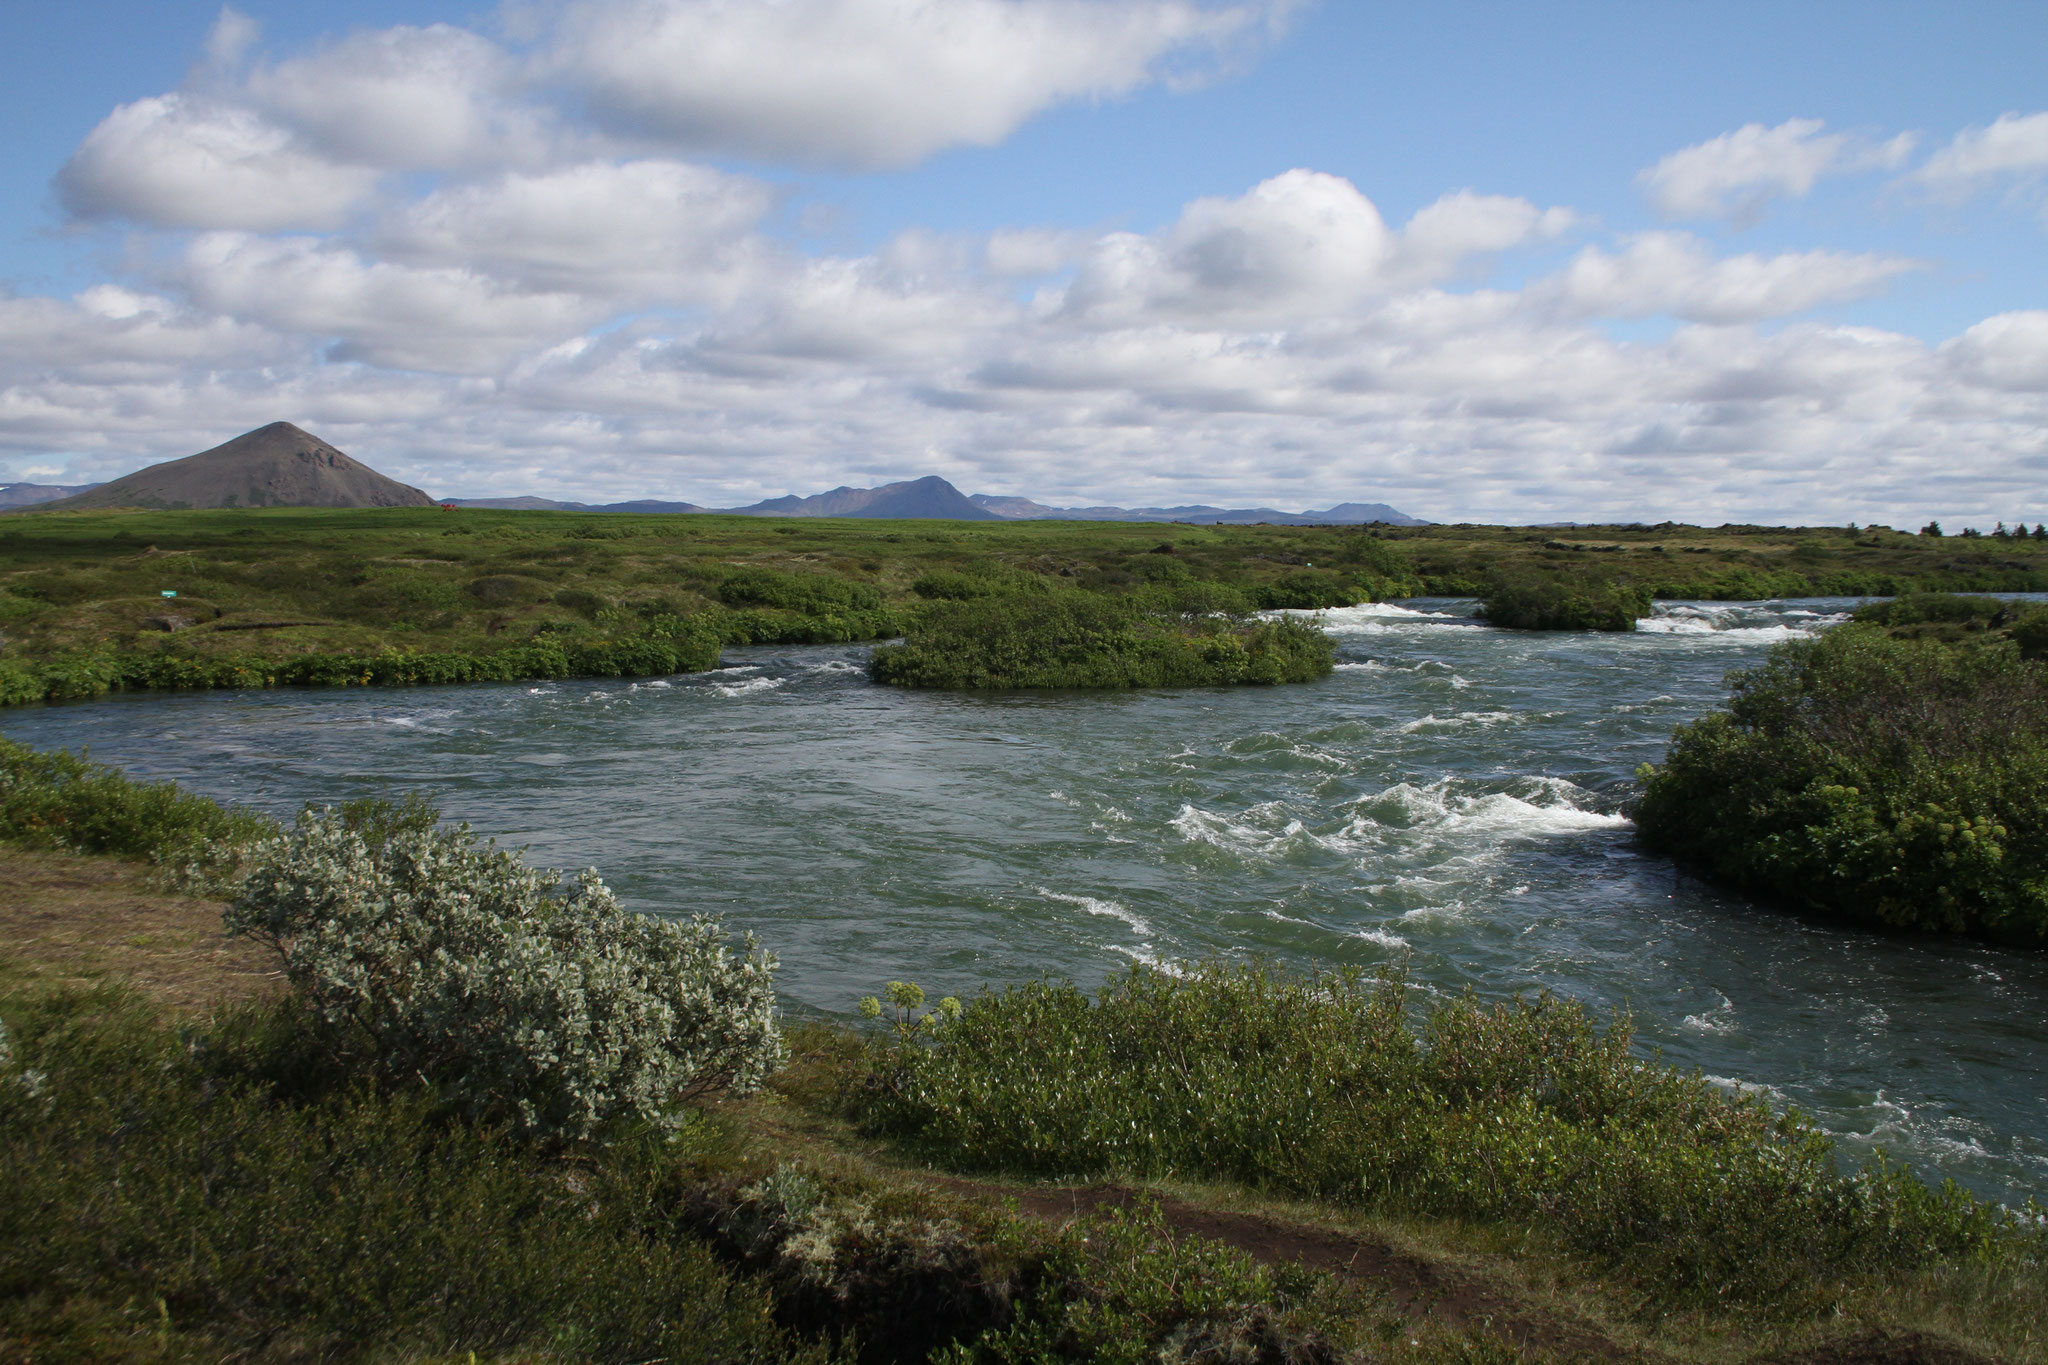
[1039,888,1153,936]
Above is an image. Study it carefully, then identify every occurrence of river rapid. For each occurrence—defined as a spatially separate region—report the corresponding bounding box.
[5,598,2044,1207]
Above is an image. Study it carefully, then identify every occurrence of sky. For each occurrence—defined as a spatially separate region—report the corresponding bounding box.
[2,0,2045,526]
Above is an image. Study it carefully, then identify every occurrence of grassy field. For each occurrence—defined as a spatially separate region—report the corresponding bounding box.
[0,507,2043,688]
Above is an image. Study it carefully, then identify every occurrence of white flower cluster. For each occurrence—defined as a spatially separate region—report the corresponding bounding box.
[227,808,785,1142]
[0,1016,49,1109]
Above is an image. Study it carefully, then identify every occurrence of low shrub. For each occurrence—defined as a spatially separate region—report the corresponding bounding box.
[852,961,2036,1307]
[869,593,1335,689]
[1480,576,1649,631]
[720,567,884,615]
[1634,625,2048,943]
[0,616,723,707]
[0,988,823,1363]
[1246,571,1363,610]
[227,808,786,1142]
[0,735,273,866]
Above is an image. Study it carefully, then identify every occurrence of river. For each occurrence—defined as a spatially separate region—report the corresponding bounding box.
[4,598,2044,1208]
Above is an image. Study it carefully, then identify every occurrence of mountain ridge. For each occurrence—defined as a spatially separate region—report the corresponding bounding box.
[22,423,434,512]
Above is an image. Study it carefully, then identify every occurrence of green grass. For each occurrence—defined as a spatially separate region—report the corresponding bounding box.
[850,960,2044,1312]
[2,507,2044,700]
[1634,612,2048,943]
[0,735,273,869]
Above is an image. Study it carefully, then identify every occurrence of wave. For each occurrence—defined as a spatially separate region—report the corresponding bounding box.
[1636,602,1849,643]
[711,676,785,698]
[1398,710,1518,734]
[1039,888,1153,937]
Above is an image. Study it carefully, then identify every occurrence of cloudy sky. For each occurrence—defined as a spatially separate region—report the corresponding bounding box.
[3,0,2045,525]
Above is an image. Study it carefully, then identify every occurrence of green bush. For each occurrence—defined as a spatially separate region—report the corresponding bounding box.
[869,593,1335,689]
[1481,576,1649,631]
[227,809,787,1142]
[1634,626,2048,943]
[0,735,273,865]
[719,567,884,615]
[0,616,722,707]
[1851,593,2009,628]
[1246,571,1363,610]
[852,961,2033,1307]
[0,989,822,1363]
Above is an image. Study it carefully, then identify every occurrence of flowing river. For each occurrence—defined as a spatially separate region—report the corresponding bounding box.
[5,598,2045,1208]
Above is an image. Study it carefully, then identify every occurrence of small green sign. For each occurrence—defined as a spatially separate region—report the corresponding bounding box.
[160,590,177,597]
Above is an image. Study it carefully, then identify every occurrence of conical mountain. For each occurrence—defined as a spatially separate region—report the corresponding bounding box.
[32,423,435,511]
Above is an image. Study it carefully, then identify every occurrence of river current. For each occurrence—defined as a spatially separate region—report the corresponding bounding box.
[4,598,2044,1207]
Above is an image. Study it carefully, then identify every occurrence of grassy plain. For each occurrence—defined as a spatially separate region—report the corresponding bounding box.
[0,506,2044,694]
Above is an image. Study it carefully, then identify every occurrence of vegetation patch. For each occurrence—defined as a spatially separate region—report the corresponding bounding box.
[1634,615,2048,943]
[869,592,1336,689]
[850,961,2042,1309]
[1480,576,1651,632]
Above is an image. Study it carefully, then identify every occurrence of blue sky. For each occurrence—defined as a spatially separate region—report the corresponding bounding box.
[2,0,2045,524]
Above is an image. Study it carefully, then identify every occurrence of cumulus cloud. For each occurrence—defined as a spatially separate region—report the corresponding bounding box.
[547,0,1289,168]
[1942,311,2048,392]
[1056,171,1570,326]
[57,94,379,231]
[1530,232,1919,324]
[1913,111,2048,192]
[243,24,546,171]
[374,160,776,300]
[1641,118,1914,224]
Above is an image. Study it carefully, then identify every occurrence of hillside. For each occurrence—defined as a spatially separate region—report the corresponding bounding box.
[0,482,102,510]
[734,474,998,520]
[23,423,435,512]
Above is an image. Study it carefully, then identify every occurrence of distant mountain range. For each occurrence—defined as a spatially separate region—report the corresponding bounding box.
[7,422,1422,525]
[451,477,1423,525]
[0,481,103,509]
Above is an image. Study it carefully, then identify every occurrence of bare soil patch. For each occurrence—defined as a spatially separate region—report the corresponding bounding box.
[0,846,278,1012]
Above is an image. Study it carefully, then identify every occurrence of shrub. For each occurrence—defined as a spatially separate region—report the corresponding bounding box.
[0,989,821,1363]
[853,961,2033,1307]
[0,736,273,867]
[869,593,1334,689]
[1480,576,1648,631]
[1634,626,2048,943]
[226,809,786,1142]
[1247,571,1363,610]
[719,567,884,615]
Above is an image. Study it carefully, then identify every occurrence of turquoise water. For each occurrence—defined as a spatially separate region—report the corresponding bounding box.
[5,598,2045,1207]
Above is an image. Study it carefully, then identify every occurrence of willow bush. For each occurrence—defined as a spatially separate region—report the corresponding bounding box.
[228,809,786,1142]
[1635,623,2048,943]
[853,961,2033,1307]
[869,592,1335,689]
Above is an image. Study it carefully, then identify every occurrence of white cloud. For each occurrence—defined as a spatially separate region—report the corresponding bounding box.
[1913,111,2048,189]
[1942,311,2048,392]
[173,233,606,373]
[1531,232,1919,324]
[1641,118,1914,224]
[1056,172,1568,327]
[243,24,539,171]
[57,94,379,231]
[547,0,1288,168]
[374,160,776,300]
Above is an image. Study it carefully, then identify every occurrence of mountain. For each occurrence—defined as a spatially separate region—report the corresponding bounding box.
[444,496,707,513]
[24,423,435,512]
[730,475,998,520]
[0,481,102,510]
[966,494,1425,526]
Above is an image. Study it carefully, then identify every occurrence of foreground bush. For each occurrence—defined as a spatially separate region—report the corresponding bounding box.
[869,593,1335,689]
[1480,576,1650,631]
[227,808,786,1141]
[1635,625,2048,943]
[853,961,2034,1307]
[0,989,822,1363]
[0,735,273,867]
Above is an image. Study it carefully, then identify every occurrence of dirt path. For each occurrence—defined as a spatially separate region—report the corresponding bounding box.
[928,1176,1635,1361]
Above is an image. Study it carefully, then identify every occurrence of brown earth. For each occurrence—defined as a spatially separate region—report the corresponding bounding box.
[0,846,278,1012]
[23,422,435,513]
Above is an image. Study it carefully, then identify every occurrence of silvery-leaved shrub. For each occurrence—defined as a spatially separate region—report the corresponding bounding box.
[226,807,784,1142]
